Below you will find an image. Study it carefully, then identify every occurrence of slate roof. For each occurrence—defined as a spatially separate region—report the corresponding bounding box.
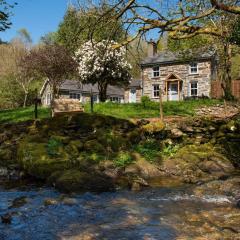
[60,80,125,96]
[141,49,216,66]
[128,79,142,88]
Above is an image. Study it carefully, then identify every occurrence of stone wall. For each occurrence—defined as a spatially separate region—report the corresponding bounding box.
[142,60,212,101]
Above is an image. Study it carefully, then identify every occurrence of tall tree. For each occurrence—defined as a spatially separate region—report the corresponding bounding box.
[56,4,125,53]
[22,44,77,100]
[0,0,16,31]
[75,40,132,102]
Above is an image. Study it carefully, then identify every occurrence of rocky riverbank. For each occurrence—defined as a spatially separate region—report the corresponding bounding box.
[0,112,239,200]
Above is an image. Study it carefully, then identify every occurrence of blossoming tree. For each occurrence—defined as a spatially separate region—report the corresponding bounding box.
[75,40,132,102]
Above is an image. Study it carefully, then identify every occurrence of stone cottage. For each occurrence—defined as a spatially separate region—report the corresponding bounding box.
[140,42,218,101]
[124,79,142,103]
[40,80,125,106]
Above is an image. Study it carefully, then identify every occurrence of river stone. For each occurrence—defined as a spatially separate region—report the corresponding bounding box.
[61,197,78,205]
[44,198,58,206]
[170,128,184,138]
[10,196,28,208]
[131,153,162,179]
[1,213,12,224]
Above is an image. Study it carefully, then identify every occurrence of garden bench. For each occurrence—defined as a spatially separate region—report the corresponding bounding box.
[52,99,84,117]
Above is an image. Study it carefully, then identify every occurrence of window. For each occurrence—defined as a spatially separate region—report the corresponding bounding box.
[153,84,160,98]
[69,93,81,100]
[152,66,160,77]
[110,96,121,103]
[189,63,198,74]
[190,81,198,96]
[46,93,52,105]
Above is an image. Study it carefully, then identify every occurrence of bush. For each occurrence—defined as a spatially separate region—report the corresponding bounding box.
[134,139,161,163]
[114,151,134,167]
[141,96,151,108]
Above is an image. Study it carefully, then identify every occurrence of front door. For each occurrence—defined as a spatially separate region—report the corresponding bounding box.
[129,89,136,103]
[168,82,179,101]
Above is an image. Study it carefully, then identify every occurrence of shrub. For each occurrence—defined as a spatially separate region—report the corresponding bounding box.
[47,137,62,157]
[141,96,151,108]
[114,151,134,167]
[134,139,161,163]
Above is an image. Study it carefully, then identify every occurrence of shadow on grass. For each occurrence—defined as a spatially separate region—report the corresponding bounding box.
[0,107,51,124]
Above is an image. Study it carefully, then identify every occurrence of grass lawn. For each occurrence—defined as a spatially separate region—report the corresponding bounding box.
[85,99,222,119]
[0,107,51,124]
[0,99,222,123]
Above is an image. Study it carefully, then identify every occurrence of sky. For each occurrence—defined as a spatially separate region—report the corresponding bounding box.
[0,0,70,43]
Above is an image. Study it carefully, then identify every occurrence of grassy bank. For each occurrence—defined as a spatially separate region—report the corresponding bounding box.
[0,107,51,124]
[85,99,222,119]
[0,99,222,123]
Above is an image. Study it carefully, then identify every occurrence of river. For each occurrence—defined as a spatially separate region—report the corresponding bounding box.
[0,179,239,240]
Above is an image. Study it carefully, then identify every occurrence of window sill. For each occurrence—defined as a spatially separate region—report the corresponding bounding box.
[151,77,160,79]
[189,73,199,75]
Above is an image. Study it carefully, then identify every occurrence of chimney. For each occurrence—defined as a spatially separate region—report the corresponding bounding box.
[147,39,157,57]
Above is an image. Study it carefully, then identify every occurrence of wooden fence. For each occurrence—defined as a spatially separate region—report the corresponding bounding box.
[211,80,240,99]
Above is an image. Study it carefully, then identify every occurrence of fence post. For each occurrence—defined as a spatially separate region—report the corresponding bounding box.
[159,88,163,121]
[90,89,94,113]
[34,88,38,119]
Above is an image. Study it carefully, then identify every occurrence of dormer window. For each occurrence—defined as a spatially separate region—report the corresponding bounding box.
[152,66,160,77]
[189,63,198,74]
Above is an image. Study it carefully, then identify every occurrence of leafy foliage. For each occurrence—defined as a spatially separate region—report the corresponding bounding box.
[141,96,151,108]
[0,0,16,31]
[134,139,161,163]
[75,40,131,101]
[114,151,133,167]
[47,137,62,157]
[22,44,77,98]
[56,5,125,53]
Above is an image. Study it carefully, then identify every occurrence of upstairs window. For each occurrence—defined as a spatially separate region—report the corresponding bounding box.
[189,63,198,74]
[190,81,198,96]
[152,66,160,77]
[153,84,160,98]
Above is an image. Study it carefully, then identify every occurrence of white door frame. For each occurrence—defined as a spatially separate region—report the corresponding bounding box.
[168,82,179,101]
[129,89,137,103]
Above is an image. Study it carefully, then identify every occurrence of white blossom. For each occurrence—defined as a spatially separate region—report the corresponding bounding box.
[74,40,132,86]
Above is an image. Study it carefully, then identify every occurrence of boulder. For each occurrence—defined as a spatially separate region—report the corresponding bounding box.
[170,128,184,138]
[129,153,162,179]
[44,198,58,206]
[48,169,114,193]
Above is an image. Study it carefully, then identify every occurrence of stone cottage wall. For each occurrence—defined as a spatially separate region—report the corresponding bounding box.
[124,88,142,103]
[142,60,212,101]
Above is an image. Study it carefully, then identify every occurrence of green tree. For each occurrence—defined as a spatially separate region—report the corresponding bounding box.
[56,4,125,53]
[40,32,57,45]
[0,0,16,31]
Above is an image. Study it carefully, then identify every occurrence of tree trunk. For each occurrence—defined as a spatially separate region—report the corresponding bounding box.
[98,82,108,102]
[23,91,28,108]
[222,43,234,100]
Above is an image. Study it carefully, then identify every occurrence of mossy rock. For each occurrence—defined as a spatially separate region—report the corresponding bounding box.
[162,143,235,182]
[18,140,71,179]
[0,147,14,166]
[84,139,106,153]
[48,169,114,193]
[141,121,165,134]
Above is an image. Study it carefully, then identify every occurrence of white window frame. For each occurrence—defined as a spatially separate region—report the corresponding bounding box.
[46,93,52,105]
[152,66,160,78]
[110,96,122,103]
[152,84,160,98]
[69,92,81,100]
[189,62,198,74]
[189,81,198,96]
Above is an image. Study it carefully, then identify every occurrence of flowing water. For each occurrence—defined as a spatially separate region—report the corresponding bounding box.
[0,179,239,240]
